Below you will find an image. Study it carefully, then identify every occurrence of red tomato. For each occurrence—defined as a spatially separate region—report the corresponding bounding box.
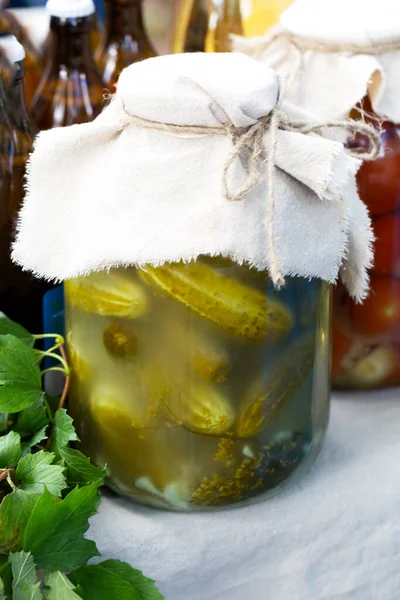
[351,278,400,336]
[357,154,400,217]
[372,214,400,275]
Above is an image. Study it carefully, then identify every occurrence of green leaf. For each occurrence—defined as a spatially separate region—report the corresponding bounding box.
[0,558,12,600]
[0,314,34,347]
[49,410,104,488]
[0,490,40,553]
[0,577,5,600]
[70,560,165,600]
[10,551,41,600]
[0,431,21,468]
[44,572,82,600]
[14,398,49,437]
[16,451,66,496]
[0,336,43,413]
[50,409,79,453]
[59,447,105,488]
[21,427,48,457]
[0,412,7,433]
[23,484,101,571]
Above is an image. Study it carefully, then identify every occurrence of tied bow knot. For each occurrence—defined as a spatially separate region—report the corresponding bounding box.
[117,93,381,288]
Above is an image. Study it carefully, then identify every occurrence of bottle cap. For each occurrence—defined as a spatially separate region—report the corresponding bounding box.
[46,0,95,18]
[0,35,25,63]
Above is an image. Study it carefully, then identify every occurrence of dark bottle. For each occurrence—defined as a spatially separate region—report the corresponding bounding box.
[31,0,105,130]
[96,0,156,90]
[0,43,12,84]
[0,11,43,106]
[171,0,209,53]
[0,38,48,333]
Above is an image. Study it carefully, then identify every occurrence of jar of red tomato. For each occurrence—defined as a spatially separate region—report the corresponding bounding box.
[235,0,400,388]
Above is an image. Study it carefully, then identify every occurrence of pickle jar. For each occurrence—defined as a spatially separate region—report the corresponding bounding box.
[62,262,330,509]
[234,0,400,390]
[12,53,373,510]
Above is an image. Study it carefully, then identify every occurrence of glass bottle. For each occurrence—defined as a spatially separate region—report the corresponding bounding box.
[332,99,400,389]
[0,11,43,106]
[0,42,11,83]
[65,261,331,510]
[205,0,244,52]
[30,0,105,131]
[171,0,209,53]
[0,40,48,333]
[95,0,156,90]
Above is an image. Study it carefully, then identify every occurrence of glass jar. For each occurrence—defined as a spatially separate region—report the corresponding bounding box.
[65,257,331,511]
[332,102,400,389]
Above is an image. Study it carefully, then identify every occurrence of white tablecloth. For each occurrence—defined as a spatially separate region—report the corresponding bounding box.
[89,391,400,600]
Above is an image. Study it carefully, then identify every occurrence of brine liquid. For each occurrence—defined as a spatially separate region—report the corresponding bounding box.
[65,259,330,511]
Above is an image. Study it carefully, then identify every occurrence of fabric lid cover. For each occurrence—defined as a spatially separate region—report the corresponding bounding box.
[233,0,400,122]
[12,52,373,300]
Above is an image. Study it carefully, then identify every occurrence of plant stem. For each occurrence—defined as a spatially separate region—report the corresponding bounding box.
[46,343,71,448]
[34,333,65,345]
[41,367,67,376]
[39,351,70,375]
[0,469,16,490]
[43,395,55,425]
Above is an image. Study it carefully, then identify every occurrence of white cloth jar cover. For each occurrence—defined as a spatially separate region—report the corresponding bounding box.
[233,0,400,122]
[12,52,373,300]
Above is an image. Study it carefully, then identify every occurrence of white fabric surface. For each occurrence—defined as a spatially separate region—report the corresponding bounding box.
[12,52,373,300]
[89,391,400,600]
[233,0,400,122]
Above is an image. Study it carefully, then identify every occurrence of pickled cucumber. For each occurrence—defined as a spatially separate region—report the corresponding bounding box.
[161,382,235,436]
[103,321,138,358]
[193,343,230,383]
[140,262,293,342]
[90,382,151,436]
[236,333,315,438]
[65,270,148,318]
[66,331,91,382]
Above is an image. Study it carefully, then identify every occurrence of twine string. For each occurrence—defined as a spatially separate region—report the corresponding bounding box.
[118,95,381,287]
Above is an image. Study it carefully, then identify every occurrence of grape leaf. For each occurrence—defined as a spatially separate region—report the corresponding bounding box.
[23,484,101,571]
[14,397,49,437]
[10,551,41,600]
[58,447,105,488]
[0,336,43,412]
[21,427,48,457]
[44,571,82,600]
[70,560,165,600]
[16,451,66,496]
[0,557,12,600]
[0,314,34,347]
[49,410,104,488]
[0,431,21,468]
[0,412,7,433]
[50,409,79,453]
[0,490,40,553]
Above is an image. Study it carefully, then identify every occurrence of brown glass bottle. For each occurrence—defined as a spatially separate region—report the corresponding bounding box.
[0,57,48,334]
[41,13,103,64]
[171,0,209,53]
[96,0,156,90]
[0,11,43,106]
[205,0,243,52]
[31,11,105,130]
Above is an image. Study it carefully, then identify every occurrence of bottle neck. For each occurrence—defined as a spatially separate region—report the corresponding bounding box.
[47,15,96,70]
[104,0,148,42]
[8,61,35,135]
